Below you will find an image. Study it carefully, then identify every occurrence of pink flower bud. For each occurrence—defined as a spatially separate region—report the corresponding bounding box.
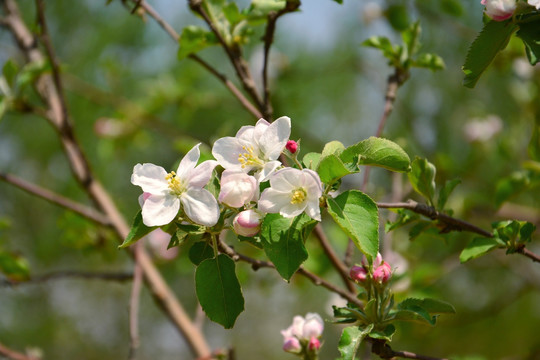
[302,313,324,338]
[286,140,298,154]
[350,265,368,283]
[373,261,392,283]
[308,336,321,351]
[233,210,263,237]
[219,170,258,208]
[361,252,383,268]
[481,0,516,21]
[282,337,301,354]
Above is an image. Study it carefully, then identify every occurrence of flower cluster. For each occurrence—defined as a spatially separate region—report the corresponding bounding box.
[131,116,323,236]
[481,0,540,21]
[350,252,392,285]
[281,313,324,358]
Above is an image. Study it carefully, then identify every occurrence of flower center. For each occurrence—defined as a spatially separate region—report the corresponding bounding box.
[290,188,307,204]
[238,145,263,169]
[166,171,186,195]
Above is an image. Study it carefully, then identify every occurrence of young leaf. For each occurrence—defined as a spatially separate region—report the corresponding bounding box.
[195,254,244,328]
[321,140,345,157]
[402,21,421,57]
[340,137,411,172]
[177,26,218,60]
[437,179,461,210]
[369,324,396,342]
[317,154,353,184]
[189,241,215,265]
[0,251,30,281]
[397,298,456,314]
[2,59,19,88]
[338,324,374,360]
[392,303,437,326]
[413,53,446,71]
[327,190,379,261]
[516,21,540,65]
[462,20,518,88]
[362,36,397,62]
[408,157,436,205]
[303,152,322,170]
[459,237,501,263]
[260,213,317,281]
[168,224,204,249]
[119,210,156,248]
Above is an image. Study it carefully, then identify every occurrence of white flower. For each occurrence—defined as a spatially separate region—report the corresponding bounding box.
[529,0,540,9]
[131,144,219,227]
[481,0,516,21]
[212,116,291,182]
[258,168,322,221]
[218,170,258,208]
[281,313,324,344]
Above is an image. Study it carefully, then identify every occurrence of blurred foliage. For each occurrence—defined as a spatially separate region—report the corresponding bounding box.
[0,0,539,359]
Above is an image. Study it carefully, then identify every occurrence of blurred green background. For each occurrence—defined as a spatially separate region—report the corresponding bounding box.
[1,0,539,359]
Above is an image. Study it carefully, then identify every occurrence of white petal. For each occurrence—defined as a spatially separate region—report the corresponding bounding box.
[131,163,169,194]
[304,201,321,221]
[219,170,257,207]
[236,124,256,142]
[303,169,323,195]
[258,188,291,213]
[256,160,282,182]
[259,116,291,160]
[212,137,247,170]
[181,188,219,227]
[280,202,305,218]
[176,143,201,179]
[141,194,180,227]
[252,118,271,142]
[270,168,301,191]
[188,160,218,188]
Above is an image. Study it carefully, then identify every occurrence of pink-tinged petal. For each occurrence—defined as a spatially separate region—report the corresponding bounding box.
[233,210,263,237]
[181,188,219,227]
[212,137,248,170]
[280,202,306,218]
[257,160,282,182]
[219,170,258,207]
[259,116,291,160]
[304,202,321,221]
[303,313,324,338]
[350,265,368,283]
[176,143,201,179]
[258,188,291,213]
[308,337,321,351]
[188,160,218,188]
[289,316,305,338]
[131,163,169,194]
[269,167,301,191]
[141,194,180,227]
[282,337,301,354]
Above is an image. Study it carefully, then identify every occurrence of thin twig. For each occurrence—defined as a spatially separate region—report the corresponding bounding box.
[1,271,133,287]
[0,172,111,226]
[128,243,144,360]
[3,1,211,357]
[217,240,363,308]
[313,224,356,293]
[371,340,448,360]
[0,343,38,360]
[517,247,540,263]
[128,0,262,119]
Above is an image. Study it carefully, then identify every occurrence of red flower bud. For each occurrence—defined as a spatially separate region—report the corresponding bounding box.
[286,140,298,154]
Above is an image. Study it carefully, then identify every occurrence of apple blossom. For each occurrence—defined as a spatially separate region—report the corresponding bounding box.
[281,313,324,355]
[481,0,516,21]
[373,261,392,283]
[529,0,540,9]
[218,170,258,208]
[283,337,302,354]
[212,116,291,182]
[350,265,368,283]
[258,168,323,221]
[233,209,263,237]
[131,143,219,227]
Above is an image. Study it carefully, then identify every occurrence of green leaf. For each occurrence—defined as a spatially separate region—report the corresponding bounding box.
[119,211,156,248]
[385,4,410,32]
[195,254,244,328]
[408,157,436,205]
[15,60,50,91]
[385,209,419,232]
[397,298,456,314]
[177,26,218,60]
[413,53,446,71]
[189,241,215,265]
[317,154,353,184]
[369,324,396,341]
[260,213,317,281]
[168,224,204,249]
[440,0,463,17]
[459,237,501,263]
[408,220,435,241]
[402,21,421,57]
[437,179,460,210]
[341,137,411,172]
[462,20,518,88]
[516,20,540,65]
[390,308,436,326]
[362,36,398,63]
[327,190,379,260]
[0,251,30,281]
[303,152,322,170]
[2,59,19,88]
[321,140,345,157]
[244,0,287,20]
[519,222,536,243]
[338,324,374,360]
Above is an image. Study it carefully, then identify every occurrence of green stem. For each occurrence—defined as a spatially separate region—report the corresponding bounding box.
[211,234,219,258]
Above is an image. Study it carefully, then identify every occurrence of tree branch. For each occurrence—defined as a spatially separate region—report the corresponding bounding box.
[128,243,144,360]
[1,270,133,287]
[371,339,448,360]
[516,247,540,263]
[0,172,111,226]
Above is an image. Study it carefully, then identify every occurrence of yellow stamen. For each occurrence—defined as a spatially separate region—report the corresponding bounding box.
[238,145,263,169]
[166,171,185,195]
[290,188,307,204]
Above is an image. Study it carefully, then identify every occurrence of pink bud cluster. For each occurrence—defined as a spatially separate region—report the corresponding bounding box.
[349,252,392,284]
[281,313,324,355]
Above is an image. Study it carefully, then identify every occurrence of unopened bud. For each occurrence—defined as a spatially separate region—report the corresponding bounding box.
[350,265,368,283]
[283,337,301,354]
[308,336,321,351]
[373,262,392,283]
[361,252,382,268]
[233,210,263,237]
[286,140,298,154]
